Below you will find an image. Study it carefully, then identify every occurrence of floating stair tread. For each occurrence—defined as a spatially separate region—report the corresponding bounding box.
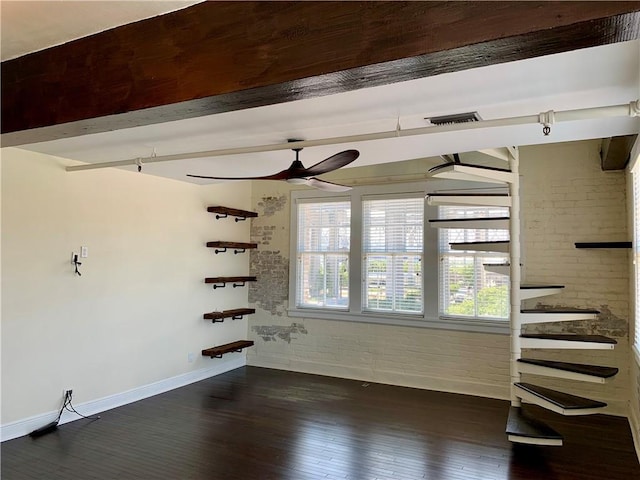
[204,276,257,284]
[450,240,510,252]
[515,383,607,410]
[206,241,258,249]
[207,206,258,218]
[202,340,254,358]
[429,217,510,223]
[204,308,256,320]
[520,285,565,290]
[427,193,512,208]
[521,307,599,314]
[506,406,562,440]
[520,333,618,345]
[518,358,618,378]
[429,163,512,174]
[575,242,631,249]
[427,193,510,197]
[520,333,616,344]
[428,217,510,229]
[451,240,510,245]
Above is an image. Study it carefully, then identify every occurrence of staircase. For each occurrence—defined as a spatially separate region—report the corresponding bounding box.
[426,148,618,447]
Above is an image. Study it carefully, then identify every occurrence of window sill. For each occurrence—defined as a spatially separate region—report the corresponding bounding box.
[287,308,510,334]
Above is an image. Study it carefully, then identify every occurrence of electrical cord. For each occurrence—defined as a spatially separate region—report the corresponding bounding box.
[29,390,99,437]
[64,390,100,421]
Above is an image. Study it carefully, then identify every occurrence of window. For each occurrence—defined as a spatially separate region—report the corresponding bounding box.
[633,168,640,351]
[363,197,423,313]
[289,181,509,333]
[296,200,350,309]
[438,205,509,320]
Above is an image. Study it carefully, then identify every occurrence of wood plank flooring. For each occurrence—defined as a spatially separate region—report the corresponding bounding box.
[2,366,639,479]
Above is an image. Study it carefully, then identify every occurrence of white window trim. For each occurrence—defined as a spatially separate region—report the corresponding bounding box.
[288,181,510,335]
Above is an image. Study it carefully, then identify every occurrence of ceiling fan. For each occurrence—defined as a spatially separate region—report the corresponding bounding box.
[187,146,359,192]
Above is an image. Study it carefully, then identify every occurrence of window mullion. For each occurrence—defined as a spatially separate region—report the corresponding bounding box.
[351,193,363,313]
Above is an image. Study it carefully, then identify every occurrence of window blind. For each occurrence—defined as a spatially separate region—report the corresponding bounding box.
[438,205,510,319]
[362,197,424,313]
[296,200,350,309]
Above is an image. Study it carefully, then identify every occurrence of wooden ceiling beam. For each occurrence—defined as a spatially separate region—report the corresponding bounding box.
[2,1,640,146]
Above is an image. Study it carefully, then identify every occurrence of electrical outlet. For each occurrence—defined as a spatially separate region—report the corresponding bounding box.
[70,252,78,264]
[187,353,195,363]
[80,246,88,258]
[63,388,73,397]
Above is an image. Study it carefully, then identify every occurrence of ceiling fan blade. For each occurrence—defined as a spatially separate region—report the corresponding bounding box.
[186,171,287,181]
[305,177,352,192]
[302,150,359,176]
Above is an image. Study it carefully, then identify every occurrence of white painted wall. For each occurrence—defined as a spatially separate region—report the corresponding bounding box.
[247,140,631,414]
[1,148,252,438]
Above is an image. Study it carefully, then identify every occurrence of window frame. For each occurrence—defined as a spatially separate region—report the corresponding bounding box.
[632,160,640,365]
[288,181,510,334]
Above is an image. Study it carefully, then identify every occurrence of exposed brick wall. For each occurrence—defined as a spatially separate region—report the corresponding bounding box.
[246,140,631,412]
[519,141,629,413]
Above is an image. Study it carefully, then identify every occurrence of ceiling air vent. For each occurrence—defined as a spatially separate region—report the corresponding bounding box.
[426,112,482,125]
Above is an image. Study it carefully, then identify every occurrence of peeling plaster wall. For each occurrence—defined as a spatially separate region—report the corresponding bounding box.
[247,142,630,413]
[246,162,511,400]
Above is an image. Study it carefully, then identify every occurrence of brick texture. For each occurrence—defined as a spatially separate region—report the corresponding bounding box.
[246,140,630,412]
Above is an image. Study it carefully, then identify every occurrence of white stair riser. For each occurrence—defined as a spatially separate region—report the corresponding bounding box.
[451,242,510,253]
[428,164,516,184]
[427,196,512,207]
[478,148,512,163]
[484,264,510,275]
[508,435,563,446]
[520,338,615,350]
[515,387,606,416]
[521,312,598,324]
[519,287,564,300]
[517,363,609,384]
[429,218,510,229]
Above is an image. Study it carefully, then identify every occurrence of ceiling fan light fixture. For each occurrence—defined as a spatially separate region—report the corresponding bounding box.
[286,178,308,185]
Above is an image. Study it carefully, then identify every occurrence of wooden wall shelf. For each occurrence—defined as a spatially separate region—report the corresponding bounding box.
[204,276,257,289]
[207,206,258,222]
[207,241,258,254]
[574,242,632,249]
[202,340,254,358]
[204,308,256,322]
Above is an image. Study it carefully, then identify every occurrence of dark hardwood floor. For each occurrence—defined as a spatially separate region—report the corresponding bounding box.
[2,366,639,479]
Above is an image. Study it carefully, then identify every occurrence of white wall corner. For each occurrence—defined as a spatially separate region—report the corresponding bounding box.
[1,357,246,442]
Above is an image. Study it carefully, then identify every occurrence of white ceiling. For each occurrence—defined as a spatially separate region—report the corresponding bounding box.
[0,1,203,61]
[3,3,639,185]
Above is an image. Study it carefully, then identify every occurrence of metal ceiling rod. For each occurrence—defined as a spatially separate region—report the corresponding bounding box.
[66,100,640,172]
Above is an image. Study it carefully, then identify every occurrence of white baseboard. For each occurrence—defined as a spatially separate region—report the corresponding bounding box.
[1,356,245,442]
[248,354,510,401]
[631,404,640,463]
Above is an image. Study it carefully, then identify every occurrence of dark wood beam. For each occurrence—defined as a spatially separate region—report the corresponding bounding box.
[601,135,638,170]
[3,1,640,146]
